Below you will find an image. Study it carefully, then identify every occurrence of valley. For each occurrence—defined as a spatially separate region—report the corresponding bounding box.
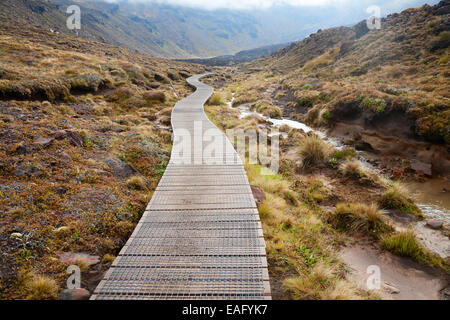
[0,0,448,301]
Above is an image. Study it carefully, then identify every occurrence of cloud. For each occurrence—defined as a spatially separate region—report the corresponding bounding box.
[102,0,438,11]
[103,0,361,10]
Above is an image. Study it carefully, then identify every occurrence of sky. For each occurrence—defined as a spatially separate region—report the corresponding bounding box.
[103,0,440,11]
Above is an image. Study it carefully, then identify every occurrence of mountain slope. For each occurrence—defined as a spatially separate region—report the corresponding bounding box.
[236,0,450,176]
[1,0,417,59]
[0,14,206,299]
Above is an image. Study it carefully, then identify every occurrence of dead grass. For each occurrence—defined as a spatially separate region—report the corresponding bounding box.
[19,272,59,300]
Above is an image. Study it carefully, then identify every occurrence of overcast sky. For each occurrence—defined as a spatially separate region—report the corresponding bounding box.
[103,0,439,11]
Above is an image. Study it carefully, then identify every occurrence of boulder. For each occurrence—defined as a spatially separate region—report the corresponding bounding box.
[103,157,139,179]
[251,186,266,205]
[59,288,90,300]
[410,160,432,177]
[34,137,54,148]
[58,252,100,266]
[426,219,443,229]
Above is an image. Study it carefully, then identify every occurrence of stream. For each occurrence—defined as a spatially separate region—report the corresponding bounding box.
[230,100,450,258]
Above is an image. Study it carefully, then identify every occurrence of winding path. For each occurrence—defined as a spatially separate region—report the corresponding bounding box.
[91,74,271,300]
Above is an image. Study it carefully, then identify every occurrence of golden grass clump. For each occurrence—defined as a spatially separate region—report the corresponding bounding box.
[327,202,392,237]
[381,230,444,268]
[298,135,332,167]
[378,184,423,219]
[126,176,148,191]
[283,262,361,300]
[19,272,59,300]
[208,93,223,105]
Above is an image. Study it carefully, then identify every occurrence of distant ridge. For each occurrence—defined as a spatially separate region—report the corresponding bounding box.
[178,43,290,66]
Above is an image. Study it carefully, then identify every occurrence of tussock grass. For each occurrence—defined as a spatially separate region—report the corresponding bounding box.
[298,135,332,167]
[327,203,393,237]
[283,262,361,300]
[208,93,223,105]
[339,160,383,185]
[19,272,59,300]
[379,184,423,219]
[126,176,148,191]
[258,104,282,118]
[382,230,445,268]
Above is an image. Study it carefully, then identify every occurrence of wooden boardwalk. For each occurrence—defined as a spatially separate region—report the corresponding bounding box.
[91,74,271,300]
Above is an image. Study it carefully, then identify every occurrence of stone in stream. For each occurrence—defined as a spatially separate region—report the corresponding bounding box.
[410,160,432,177]
[426,219,443,229]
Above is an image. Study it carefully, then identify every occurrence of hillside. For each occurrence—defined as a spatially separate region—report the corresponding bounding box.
[0,19,205,299]
[235,0,450,177]
[0,0,309,59]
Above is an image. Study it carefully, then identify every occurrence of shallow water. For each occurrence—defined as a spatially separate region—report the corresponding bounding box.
[234,102,450,226]
[405,179,450,224]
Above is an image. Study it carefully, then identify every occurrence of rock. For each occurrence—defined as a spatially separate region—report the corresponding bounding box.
[383,282,400,294]
[10,232,22,239]
[59,288,90,300]
[251,186,266,205]
[410,160,432,177]
[34,137,54,148]
[426,219,443,229]
[58,252,100,266]
[103,157,139,179]
[66,130,84,147]
[53,130,68,140]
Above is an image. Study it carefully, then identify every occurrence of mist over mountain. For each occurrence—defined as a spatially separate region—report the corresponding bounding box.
[0,0,440,58]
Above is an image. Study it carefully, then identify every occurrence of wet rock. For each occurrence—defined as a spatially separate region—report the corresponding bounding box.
[426,219,443,229]
[34,137,54,148]
[103,157,139,179]
[59,288,90,300]
[58,252,100,266]
[410,160,432,177]
[251,186,266,205]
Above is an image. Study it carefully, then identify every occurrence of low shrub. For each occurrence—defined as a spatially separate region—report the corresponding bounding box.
[143,91,166,103]
[208,93,223,106]
[70,74,104,92]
